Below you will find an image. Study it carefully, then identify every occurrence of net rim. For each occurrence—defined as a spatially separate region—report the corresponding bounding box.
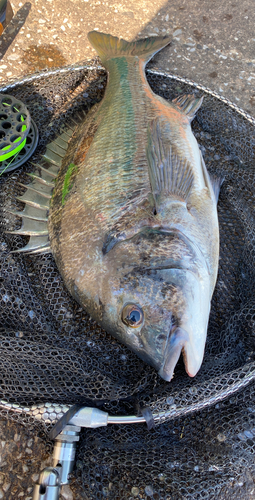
[0,360,255,427]
[0,59,254,126]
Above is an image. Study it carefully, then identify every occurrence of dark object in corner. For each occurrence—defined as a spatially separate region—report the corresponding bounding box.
[0,0,13,35]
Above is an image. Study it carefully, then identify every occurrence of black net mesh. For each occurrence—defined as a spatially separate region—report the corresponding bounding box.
[0,61,255,498]
[75,383,255,500]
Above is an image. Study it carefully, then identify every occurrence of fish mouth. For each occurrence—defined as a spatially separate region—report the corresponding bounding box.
[158,327,189,382]
[158,324,205,382]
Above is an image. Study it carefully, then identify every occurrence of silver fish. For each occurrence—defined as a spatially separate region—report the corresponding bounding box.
[16,32,220,382]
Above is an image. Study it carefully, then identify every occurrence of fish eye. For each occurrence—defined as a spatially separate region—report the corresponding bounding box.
[121,303,144,328]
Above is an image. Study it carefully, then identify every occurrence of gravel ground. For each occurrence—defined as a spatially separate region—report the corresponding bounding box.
[0,0,255,498]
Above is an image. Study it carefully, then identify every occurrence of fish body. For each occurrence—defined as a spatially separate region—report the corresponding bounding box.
[47,32,220,381]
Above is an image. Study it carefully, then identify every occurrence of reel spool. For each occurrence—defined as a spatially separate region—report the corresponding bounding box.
[0,93,38,174]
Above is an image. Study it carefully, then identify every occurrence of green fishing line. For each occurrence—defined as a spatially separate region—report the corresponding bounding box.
[62,163,78,206]
[0,149,20,177]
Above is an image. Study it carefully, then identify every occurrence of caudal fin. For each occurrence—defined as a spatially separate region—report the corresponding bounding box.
[88,31,171,65]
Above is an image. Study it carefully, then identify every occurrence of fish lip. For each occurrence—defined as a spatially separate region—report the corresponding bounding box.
[158,327,189,382]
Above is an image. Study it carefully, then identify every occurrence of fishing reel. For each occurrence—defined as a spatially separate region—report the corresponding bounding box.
[0,93,38,174]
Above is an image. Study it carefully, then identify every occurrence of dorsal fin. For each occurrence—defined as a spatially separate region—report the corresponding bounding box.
[10,122,77,254]
[172,94,203,121]
[146,118,194,210]
[88,31,171,65]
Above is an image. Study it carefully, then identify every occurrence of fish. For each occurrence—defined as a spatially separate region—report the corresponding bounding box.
[12,32,220,382]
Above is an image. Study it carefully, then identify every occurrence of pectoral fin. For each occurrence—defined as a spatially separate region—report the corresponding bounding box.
[147,118,194,211]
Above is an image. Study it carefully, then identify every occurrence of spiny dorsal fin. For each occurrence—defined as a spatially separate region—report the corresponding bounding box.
[11,237,51,254]
[12,122,77,254]
[172,94,203,121]
[88,31,171,65]
[147,118,194,209]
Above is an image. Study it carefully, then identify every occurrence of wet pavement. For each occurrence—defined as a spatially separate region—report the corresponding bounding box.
[0,0,255,498]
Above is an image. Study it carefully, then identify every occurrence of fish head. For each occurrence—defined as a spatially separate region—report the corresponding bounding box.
[102,228,211,382]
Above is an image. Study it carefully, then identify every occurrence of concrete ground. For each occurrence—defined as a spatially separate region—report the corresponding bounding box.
[0,0,255,498]
[0,0,254,115]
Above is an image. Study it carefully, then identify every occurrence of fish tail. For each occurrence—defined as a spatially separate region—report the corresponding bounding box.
[88,31,171,65]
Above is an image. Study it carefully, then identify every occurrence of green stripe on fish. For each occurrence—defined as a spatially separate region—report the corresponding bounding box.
[62,163,77,206]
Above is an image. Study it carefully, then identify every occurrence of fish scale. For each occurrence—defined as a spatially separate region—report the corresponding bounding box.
[87,60,150,214]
